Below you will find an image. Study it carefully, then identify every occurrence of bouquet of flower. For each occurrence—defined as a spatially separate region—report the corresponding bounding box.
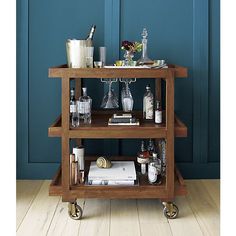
[121,41,142,53]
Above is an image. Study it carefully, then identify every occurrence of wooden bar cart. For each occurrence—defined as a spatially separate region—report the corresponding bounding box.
[48,64,188,220]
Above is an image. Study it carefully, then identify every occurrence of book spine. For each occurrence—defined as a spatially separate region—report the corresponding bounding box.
[111,118,136,123]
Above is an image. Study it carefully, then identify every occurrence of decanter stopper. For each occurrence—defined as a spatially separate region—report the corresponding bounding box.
[138,28,152,65]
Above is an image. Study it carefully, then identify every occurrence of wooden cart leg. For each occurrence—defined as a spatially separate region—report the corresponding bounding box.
[61,78,71,204]
[75,78,82,147]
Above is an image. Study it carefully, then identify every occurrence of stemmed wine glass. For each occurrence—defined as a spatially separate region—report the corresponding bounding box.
[100,78,119,109]
[120,78,136,112]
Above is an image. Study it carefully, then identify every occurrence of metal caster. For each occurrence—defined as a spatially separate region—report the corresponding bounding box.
[68,201,83,220]
[162,202,179,219]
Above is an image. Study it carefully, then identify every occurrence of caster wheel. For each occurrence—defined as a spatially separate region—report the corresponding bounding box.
[68,202,83,220]
[163,202,179,219]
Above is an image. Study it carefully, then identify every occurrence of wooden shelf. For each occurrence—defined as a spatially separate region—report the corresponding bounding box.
[48,111,187,139]
[49,159,187,199]
[48,64,187,79]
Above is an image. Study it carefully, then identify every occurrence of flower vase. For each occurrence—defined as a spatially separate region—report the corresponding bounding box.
[124,50,134,66]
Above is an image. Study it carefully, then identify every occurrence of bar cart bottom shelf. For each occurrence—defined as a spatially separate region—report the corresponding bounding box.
[49,161,187,220]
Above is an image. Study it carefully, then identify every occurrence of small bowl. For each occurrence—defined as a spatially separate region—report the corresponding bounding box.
[153,60,166,66]
[94,61,103,68]
[115,60,124,66]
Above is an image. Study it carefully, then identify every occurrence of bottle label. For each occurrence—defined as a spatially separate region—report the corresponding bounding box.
[70,105,76,113]
[78,101,90,114]
[148,165,158,183]
[155,110,162,123]
[146,97,153,119]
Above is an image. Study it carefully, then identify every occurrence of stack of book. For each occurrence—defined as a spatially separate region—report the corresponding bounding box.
[87,161,137,186]
[108,113,139,126]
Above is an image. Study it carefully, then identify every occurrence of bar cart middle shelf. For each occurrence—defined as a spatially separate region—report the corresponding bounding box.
[48,64,188,220]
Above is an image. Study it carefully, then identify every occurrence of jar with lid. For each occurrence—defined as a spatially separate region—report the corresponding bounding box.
[148,152,162,185]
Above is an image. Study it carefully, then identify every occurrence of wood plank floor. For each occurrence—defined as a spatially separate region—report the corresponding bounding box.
[16,180,220,236]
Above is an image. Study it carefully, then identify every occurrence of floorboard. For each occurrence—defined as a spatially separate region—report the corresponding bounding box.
[47,198,85,236]
[186,180,220,236]
[137,199,172,236]
[78,199,110,236]
[16,180,43,230]
[17,181,60,236]
[110,199,140,236]
[16,180,220,236]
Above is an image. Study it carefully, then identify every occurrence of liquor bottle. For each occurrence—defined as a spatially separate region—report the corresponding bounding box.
[158,139,166,176]
[147,139,155,155]
[155,101,162,124]
[148,152,162,185]
[70,88,79,127]
[78,87,92,124]
[70,88,76,116]
[138,28,152,65]
[137,140,150,175]
[85,25,96,47]
[143,85,154,120]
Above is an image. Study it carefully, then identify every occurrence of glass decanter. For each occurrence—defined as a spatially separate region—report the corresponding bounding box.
[138,28,152,65]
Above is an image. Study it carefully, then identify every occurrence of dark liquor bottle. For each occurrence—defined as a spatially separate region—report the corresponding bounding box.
[70,88,76,116]
[86,25,96,47]
[70,88,79,127]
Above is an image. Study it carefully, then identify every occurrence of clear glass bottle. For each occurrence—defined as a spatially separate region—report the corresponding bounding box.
[158,139,166,176]
[85,25,96,47]
[138,28,152,65]
[148,152,162,185]
[143,85,154,120]
[147,139,155,155]
[78,87,92,124]
[155,101,162,124]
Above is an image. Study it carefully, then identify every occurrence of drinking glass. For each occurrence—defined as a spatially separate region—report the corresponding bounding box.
[85,46,94,68]
[99,47,106,67]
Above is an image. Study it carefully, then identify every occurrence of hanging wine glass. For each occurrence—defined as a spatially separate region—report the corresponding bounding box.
[120,78,136,112]
[100,78,119,109]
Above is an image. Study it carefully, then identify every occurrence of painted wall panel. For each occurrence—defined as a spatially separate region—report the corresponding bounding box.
[120,0,193,162]
[17,0,220,178]
[28,0,105,163]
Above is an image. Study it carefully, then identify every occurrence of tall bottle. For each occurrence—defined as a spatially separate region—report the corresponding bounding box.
[155,100,162,124]
[143,85,154,120]
[70,88,76,116]
[137,140,150,175]
[147,139,155,155]
[78,87,92,124]
[85,25,96,47]
[70,88,79,127]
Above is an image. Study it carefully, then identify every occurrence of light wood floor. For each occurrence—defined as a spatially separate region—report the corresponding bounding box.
[16,180,220,236]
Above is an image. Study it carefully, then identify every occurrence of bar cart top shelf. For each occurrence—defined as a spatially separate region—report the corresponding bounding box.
[49,64,188,78]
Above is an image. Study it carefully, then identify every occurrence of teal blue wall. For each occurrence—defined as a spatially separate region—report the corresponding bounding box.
[17,0,220,179]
